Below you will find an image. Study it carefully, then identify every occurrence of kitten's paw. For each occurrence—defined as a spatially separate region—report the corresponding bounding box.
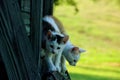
[56,66,61,72]
[40,49,45,59]
[61,67,66,73]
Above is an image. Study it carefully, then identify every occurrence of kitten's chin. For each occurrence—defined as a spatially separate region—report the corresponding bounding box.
[71,64,76,66]
[50,51,58,54]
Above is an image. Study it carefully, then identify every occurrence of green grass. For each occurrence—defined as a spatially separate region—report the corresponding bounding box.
[54,0,120,80]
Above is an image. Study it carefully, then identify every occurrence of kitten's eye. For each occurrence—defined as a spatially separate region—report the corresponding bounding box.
[50,45,54,48]
[74,60,77,62]
[57,47,60,49]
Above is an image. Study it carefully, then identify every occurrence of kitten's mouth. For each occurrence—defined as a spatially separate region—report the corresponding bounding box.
[69,62,76,66]
[71,64,76,66]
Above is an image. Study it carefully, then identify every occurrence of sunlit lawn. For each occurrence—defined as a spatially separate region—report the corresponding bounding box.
[54,0,120,80]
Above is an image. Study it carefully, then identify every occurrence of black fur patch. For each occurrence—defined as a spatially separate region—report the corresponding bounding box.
[56,35,64,44]
[42,21,55,33]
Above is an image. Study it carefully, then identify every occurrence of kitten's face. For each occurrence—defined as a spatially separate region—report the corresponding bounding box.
[66,47,85,66]
[46,30,69,54]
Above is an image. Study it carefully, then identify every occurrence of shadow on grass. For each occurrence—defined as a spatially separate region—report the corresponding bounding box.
[70,73,119,80]
[77,65,120,74]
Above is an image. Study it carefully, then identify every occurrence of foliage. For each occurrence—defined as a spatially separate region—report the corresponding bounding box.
[54,0,79,13]
[54,0,76,6]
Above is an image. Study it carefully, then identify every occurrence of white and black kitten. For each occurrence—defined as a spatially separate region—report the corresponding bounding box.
[42,17,69,72]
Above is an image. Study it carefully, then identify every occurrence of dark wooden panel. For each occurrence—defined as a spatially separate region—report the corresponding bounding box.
[43,0,54,16]
[0,0,38,79]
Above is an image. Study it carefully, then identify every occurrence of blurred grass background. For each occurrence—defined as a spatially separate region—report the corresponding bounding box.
[54,0,120,80]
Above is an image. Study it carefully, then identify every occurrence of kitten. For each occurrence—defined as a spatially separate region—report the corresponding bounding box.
[63,41,86,66]
[42,17,69,72]
[42,30,67,71]
[61,41,86,73]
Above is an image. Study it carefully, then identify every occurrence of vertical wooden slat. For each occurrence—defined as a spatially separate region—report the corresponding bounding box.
[0,0,23,79]
[43,0,54,16]
[30,0,43,79]
[0,0,39,79]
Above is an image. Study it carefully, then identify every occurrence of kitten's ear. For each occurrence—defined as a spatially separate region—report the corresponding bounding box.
[72,47,79,52]
[79,48,86,53]
[62,35,69,43]
[47,30,52,39]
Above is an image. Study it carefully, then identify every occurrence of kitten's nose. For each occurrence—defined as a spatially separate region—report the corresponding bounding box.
[74,60,77,62]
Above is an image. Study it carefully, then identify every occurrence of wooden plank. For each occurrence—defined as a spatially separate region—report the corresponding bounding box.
[0,0,38,79]
[30,0,43,79]
[43,0,54,16]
